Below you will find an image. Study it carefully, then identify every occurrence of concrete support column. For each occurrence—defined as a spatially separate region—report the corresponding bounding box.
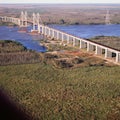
[105,49,112,59]
[87,43,94,52]
[25,20,27,27]
[49,29,51,37]
[55,31,57,39]
[95,46,102,55]
[116,52,120,63]
[80,40,86,49]
[38,24,40,33]
[47,28,49,36]
[6,17,8,22]
[42,26,44,34]
[57,32,59,40]
[87,43,90,52]
[62,33,64,42]
[3,17,5,21]
[46,28,48,36]
[44,27,47,35]
[10,18,12,22]
[67,35,70,44]
[40,26,42,33]
[73,38,76,46]
[1,17,3,21]
[33,24,35,30]
[11,18,13,22]
[4,16,7,22]
[52,30,55,38]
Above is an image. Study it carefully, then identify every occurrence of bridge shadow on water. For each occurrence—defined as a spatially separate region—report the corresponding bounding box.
[0,88,33,120]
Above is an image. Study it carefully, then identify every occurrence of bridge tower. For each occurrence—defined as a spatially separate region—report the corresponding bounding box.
[105,10,111,25]
[31,12,42,33]
[20,11,27,27]
[18,11,28,32]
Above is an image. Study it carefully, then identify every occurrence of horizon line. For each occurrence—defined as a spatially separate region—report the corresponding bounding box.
[0,3,120,4]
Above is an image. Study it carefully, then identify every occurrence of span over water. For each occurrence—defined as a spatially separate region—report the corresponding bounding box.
[0,26,46,52]
[1,13,120,64]
[0,24,120,52]
[51,24,120,39]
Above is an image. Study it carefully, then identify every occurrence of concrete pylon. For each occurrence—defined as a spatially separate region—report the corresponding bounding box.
[32,12,42,33]
[20,11,27,27]
[24,11,27,27]
[32,13,36,30]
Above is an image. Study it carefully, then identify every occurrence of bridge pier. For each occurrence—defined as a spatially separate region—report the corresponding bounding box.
[42,26,45,34]
[73,37,76,46]
[116,52,120,63]
[95,46,102,55]
[62,33,64,42]
[80,40,86,49]
[67,35,70,44]
[52,30,54,38]
[1,12,120,64]
[105,49,112,59]
[48,28,51,37]
[57,31,59,40]
[87,43,94,52]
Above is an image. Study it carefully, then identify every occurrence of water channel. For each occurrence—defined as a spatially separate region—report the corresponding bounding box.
[0,24,120,52]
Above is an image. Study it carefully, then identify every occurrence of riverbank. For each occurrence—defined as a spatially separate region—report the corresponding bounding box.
[40,38,115,68]
[90,36,120,51]
[0,40,41,65]
[0,39,115,67]
[0,21,17,26]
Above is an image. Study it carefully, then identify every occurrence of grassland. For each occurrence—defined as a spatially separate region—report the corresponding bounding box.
[0,4,120,117]
[0,40,120,120]
[0,63,120,120]
[90,36,120,50]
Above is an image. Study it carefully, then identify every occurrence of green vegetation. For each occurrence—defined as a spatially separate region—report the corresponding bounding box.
[46,43,78,51]
[90,36,120,50]
[0,63,120,120]
[0,39,120,119]
[40,39,110,68]
[1,4,120,25]
[0,40,41,65]
[0,40,27,53]
[0,21,17,26]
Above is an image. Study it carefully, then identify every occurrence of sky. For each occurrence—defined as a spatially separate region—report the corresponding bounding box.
[0,0,120,4]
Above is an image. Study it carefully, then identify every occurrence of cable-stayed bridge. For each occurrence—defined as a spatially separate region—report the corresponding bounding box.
[0,11,120,64]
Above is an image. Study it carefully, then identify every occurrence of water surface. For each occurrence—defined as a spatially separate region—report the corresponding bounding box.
[0,24,120,52]
[0,26,46,52]
[51,24,120,38]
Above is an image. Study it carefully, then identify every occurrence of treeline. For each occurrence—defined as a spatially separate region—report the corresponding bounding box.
[0,21,17,26]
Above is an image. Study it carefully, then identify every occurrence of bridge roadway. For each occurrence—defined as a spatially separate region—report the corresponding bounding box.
[0,16,120,64]
[38,25,120,64]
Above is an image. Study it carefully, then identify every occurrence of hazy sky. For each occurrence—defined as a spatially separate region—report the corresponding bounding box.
[0,0,120,4]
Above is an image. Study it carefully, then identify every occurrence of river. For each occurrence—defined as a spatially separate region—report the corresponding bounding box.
[0,26,46,52]
[51,24,120,39]
[0,24,120,52]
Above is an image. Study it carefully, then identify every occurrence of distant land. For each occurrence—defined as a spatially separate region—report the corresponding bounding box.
[0,4,120,24]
